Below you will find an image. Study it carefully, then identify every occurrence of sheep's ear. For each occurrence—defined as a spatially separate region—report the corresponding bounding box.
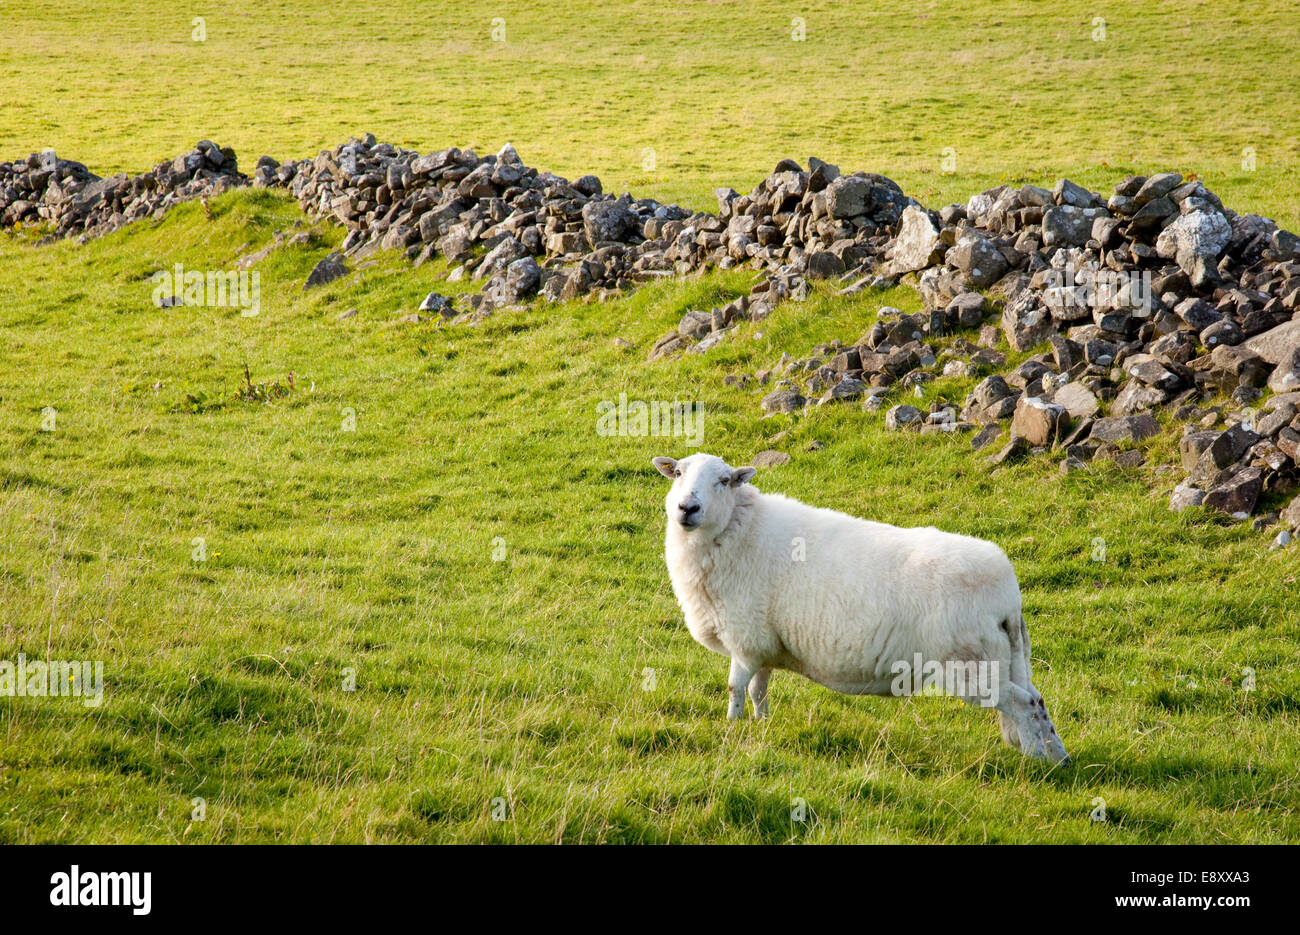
[652,457,678,479]
[731,466,757,486]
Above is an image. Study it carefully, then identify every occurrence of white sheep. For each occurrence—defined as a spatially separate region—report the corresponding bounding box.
[651,452,1069,763]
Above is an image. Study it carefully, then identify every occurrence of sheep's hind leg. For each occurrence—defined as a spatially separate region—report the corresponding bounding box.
[748,668,771,720]
[727,657,755,720]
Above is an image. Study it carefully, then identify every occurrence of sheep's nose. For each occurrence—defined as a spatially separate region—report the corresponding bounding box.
[678,501,700,518]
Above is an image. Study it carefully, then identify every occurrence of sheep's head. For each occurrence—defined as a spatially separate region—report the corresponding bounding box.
[652,453,756,534]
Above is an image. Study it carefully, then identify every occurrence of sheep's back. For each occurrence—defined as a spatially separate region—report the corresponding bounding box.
[752,494,1020,677]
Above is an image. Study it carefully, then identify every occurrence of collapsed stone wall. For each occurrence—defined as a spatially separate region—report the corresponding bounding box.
[4,137,1299,538]
[740,170,1300,536]
[248,137,916,326]
[0,141,244,241]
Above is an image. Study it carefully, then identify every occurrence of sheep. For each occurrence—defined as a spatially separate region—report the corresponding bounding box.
[651,452,1069,763]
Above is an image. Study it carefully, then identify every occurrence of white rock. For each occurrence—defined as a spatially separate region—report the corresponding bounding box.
[1169,484,1205,512]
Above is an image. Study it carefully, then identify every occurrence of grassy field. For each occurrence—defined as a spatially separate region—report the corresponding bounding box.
[2,1,1300,225]
[2,1,1299,843]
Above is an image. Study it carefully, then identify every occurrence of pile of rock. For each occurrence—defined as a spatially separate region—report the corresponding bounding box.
[2,136,914,343]
[708,159,915,279]
[254,135,704,318]
[912,175,1300,468]
[1173,387,1300,522]
[254,139,922,332]
[255,142,915,336]
[735,171,1300,531]
[0,141,245,242]
[642,160,919,355]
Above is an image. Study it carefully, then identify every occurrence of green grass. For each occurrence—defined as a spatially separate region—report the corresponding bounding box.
[1,189,1297,843]
[1,1,1299,226]
[1,0,1299,843]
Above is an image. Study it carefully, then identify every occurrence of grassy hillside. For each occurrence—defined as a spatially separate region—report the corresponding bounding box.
[1,190,1297,843]
[3,0,1299,843]
[2,1,1299,226]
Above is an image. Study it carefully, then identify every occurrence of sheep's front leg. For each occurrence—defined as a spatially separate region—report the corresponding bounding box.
[748,668,771,720]
[727,657,754,720]
[997,683,1070,763]
[995,684,1045,758]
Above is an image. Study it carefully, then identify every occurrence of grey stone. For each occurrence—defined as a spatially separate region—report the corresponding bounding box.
[824,175,872,219]
[890,205,942,273]
[1091,413,1160,443]
[826,377,868,400]
[1019,184,1054,207]
[1112,380,1169,415]
[475,236,528,279]
[678,309,713,340]
[504,256,541,298]
[1257,402,1298,437]
[582,197,640,247]
[1169,484,1205,512]
[946,292,988,328]
[885,404,923,430]
[1205,423,1260,470]
[1200,318,1244,349]
[1134,172,1184,204]
[304,252,348,289]
[1001,291,1054,351]
[1269,346,1300,394]
[418,292,454,317]
[806,250,846,280]
[1282,494,1300,528]
[761,388,805,413]
[1208,344,1271,389]
[971,374,1013,409]
[649,332,687,362]
[989,436,1029,465]
[1175,297,1221,331]
[1131,196,1178,231]
[1052,381,1100,419]
[1203,466,1263,516]
[1041,205,1092,246]
[1053,178,1094,208]
[1243,319,1300,365]
[572,175,602,197]
[971,424,1001,451]
[1011,396,1068,446]
[1123,354,1184,392]
[1155,209,1231,286]
[948,236,1009,289]
[1180,431,1219,471]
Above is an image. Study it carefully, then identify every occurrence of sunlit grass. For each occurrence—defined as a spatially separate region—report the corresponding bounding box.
[0,186,1296,842]
[1,1,1298,225]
